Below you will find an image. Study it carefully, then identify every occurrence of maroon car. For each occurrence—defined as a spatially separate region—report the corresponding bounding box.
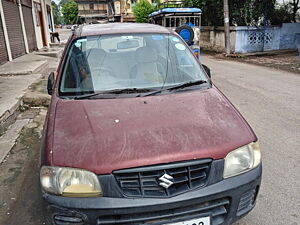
[41,23,262,225]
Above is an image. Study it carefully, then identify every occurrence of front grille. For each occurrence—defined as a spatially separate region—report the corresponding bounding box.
[98,198,230,225]
[237,188,257,216]
[113,159,212,197]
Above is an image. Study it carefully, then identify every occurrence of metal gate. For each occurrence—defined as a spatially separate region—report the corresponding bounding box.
[0,13,8,64]
[2,0,26,59]
[22,4,36,51]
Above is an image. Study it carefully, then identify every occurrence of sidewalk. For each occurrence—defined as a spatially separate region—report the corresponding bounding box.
[0,49,61,164]
[0,73,41,135]
[0,28,71,164]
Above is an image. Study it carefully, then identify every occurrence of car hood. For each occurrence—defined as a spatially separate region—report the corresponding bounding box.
[51,87,255,174]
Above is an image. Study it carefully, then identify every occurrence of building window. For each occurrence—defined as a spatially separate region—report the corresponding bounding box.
[89,3,94,10]
[34,2,42,27]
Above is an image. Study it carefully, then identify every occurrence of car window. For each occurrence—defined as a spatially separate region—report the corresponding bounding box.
[60,33,208,96]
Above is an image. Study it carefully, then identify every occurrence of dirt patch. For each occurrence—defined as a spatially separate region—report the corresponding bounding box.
[24,77,50,108]
[0,108,48,225]
[29,79,48,94]
[205,50,300,74]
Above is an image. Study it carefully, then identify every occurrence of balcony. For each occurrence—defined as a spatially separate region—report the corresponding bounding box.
[78,9,107,16]
[76,0,108,3]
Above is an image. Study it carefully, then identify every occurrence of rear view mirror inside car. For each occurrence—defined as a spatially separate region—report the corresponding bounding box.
[117,40,140,49]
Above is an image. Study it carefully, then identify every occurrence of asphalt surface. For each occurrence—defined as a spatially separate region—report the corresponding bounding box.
[0,54,299,225]
[201,55,300,225]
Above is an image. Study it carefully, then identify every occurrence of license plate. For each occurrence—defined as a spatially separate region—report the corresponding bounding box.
[165,217,210,225]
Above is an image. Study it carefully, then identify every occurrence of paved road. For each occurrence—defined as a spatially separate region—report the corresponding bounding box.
[0,55,299,225]
[201,55,300,225]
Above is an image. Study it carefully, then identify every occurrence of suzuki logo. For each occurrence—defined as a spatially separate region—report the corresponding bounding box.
[158,173,174,189]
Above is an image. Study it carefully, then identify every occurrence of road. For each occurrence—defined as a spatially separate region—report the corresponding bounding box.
[201,55,300,225]
[0,54,299,225]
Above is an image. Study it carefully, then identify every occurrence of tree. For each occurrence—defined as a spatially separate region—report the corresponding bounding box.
[133,0,154,23]
[51,1,62,25]
[269,2,294,25]
[289,0,300,22]
[185,0,228,26]
[185,0,278,26]
[229,0,277,26]
[61,0,78,24]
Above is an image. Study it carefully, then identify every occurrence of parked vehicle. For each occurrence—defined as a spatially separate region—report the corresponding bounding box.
[41,23,262,225]
[149,0,202,60]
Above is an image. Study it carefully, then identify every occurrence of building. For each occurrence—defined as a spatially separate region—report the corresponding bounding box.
[76,0,115,23]
[0,0,54,65]
[33,0,54,48]
[76,0,167,23]
[113,0,167,22]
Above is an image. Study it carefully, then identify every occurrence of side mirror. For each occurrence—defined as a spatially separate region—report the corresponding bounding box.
[202,64,211,79]
[47,72,55,95]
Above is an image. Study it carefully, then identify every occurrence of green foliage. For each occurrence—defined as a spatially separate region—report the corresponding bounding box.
[133,0,154,23]
[229,0,276,26]
[184,0,223,26]
[153,0,161,9]
[61,0,78,24]
[269,2,296,25]
[51,1,62,25]
[289,0,299,23]
[183,0,283,26]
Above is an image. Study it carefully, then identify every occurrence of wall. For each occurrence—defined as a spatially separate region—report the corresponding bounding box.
[199,26,236,52]
[32,0,43,49]
[279,23,300,49]
[235,26,281,53]
[235,23,300,53]
[32,0,52,49]
[199,23,300,53]
[44,0,52,45]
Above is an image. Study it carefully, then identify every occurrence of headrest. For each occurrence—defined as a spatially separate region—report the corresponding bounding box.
[136,47,158,63]
[86,48,106,65]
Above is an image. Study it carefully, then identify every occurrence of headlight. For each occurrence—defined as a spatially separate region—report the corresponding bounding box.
[224,142,261,178]
[40,166,102,197]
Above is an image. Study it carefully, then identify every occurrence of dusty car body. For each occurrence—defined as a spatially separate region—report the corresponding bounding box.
[41,23,262,225]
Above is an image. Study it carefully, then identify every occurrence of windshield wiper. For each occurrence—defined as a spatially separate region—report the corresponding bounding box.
[73,88,156,99]
[141,80,207,97]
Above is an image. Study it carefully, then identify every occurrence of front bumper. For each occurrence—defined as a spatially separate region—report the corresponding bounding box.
[43,164,262,225]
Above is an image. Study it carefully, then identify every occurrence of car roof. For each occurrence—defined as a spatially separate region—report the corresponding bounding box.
[74,23,173,37]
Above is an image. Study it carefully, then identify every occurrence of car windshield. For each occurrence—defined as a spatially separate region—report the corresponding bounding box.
[59,33,208,96]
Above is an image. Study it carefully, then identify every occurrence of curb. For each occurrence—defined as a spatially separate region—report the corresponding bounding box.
[225,50,297,58]
[0,99,23,136]
[0,60,48,76]
[35,49,63,58]
[0,119,30,164]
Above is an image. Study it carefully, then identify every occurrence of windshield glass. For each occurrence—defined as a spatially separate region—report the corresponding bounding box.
[60,33,208,96]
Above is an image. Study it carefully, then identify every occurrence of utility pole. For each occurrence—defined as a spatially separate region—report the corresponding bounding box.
[120,0,124,22]
[223,0,231,55]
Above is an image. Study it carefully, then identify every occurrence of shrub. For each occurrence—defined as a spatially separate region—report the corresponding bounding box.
[133,0,154,23]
